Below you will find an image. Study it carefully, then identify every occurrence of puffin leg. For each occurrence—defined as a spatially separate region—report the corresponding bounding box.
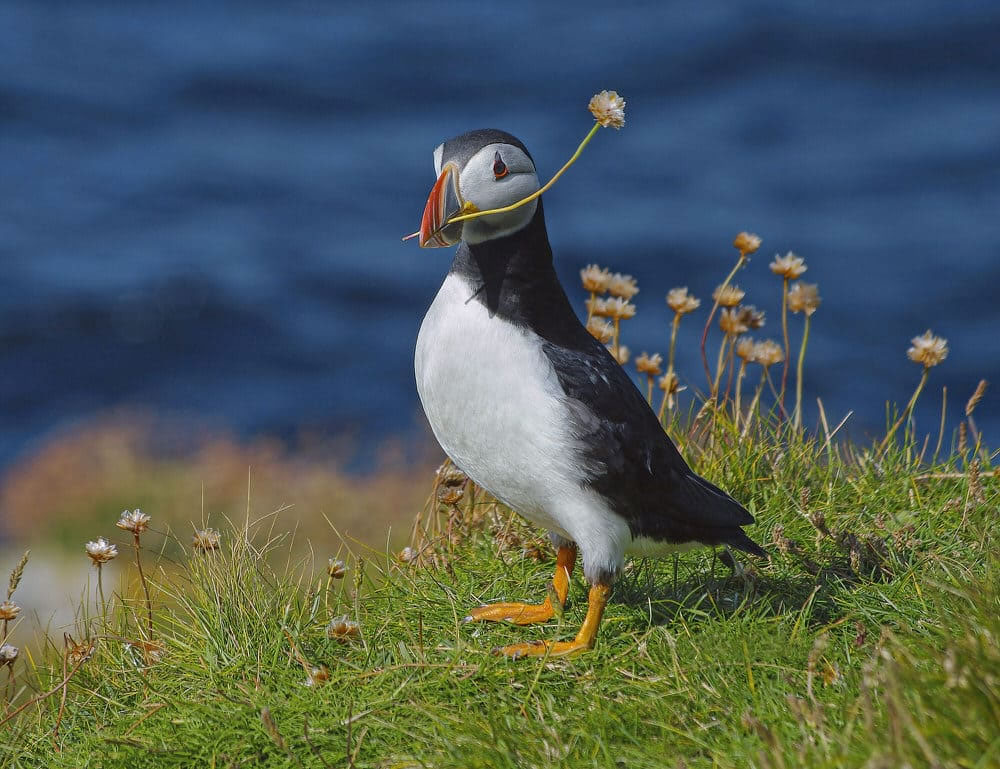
[495,582,611,658]
[464,544,576,625]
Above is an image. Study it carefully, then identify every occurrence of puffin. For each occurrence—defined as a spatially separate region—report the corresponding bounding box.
[413,129,766,658]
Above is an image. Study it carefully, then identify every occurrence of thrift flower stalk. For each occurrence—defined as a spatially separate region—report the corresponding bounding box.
[879,330,949,453]
[636,353,663,404]
[117,509,154,640]
[780,278,790,415]
[770,252,806,417]
[86,537,118,617]
[663,287,699,417]
[787,281,821,430]
[701,234,758,385]
[442,92,625,230]
[580,264,611,324]
[793,313,812,430]
[742,370,769,438]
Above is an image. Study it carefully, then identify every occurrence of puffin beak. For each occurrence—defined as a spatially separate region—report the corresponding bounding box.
[419,162,464,248]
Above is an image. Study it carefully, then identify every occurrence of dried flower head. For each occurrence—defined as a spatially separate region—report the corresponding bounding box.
[580,264,611,294]
[303,665,330,687]
[398,546,417,564]
[327,558,347,579]
[907,330,948,368]
[607,273,639,300]
[737,305,766,330]
[733,232,762,256]
[712,284,745,308]
[129,638,166,665]
[719,308,749,336]
[787,282,821,316]
[65,635,95,667]
[191,529,221,553]
[0,601,20,621]
[604,296,636,320]
[588,296,611,318]
[116,509,150,535]
[0,644,18,666]
[610,345,630,365]
[753,340,785,367]
[736,337,756,362]
[666,287,701,315]
[437,483,464,505]
[85,537,118,565]
[326,615,361,642]
[436,461,467,487]
[635,352,663,376]
[658,371,679,394]
[769,251,807,279]
[588,90,626,129]
[586,317,614,343]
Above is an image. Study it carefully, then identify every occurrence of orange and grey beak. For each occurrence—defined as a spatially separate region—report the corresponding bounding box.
[418,162,464,248]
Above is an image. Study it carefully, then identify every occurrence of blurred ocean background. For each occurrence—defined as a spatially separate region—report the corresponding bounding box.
[2,0,999,475]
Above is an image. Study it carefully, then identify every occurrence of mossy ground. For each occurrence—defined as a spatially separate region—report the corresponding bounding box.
[2,422,996,768]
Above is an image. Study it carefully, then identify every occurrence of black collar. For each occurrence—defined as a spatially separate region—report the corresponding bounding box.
[448,202,587,349]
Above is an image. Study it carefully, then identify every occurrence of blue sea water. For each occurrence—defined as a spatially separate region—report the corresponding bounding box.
[1,0,998,470]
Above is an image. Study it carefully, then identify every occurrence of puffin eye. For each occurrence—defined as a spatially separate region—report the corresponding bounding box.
[492,151,509,179]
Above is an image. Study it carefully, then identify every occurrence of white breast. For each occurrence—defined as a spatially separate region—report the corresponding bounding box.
[415,274,633,578]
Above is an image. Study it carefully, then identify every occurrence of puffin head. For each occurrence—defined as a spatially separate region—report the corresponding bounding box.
[418,129,541,248]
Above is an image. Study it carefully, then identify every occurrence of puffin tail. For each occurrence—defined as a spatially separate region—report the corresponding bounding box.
[724,528,768,558]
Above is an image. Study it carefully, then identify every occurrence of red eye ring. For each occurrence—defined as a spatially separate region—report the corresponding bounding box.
[492,151,509,179]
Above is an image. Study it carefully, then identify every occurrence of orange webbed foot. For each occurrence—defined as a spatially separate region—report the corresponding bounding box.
[494,638,591,659]
[464,544,577,626]
[493,583,611,661]
[465,599,557,625]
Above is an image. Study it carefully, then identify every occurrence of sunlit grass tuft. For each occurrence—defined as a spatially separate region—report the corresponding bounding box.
[1,433,995,767]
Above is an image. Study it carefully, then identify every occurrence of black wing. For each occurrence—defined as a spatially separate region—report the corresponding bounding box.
[541,332,765,557]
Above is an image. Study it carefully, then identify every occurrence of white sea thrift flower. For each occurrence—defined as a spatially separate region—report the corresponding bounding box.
[116,509,150,534]
[667,287,700,315]
[588,90,626,129]
[607,273,639,300]
[586,317,614,344]
[733,232,762,255]
[0,644,18,665]
[580,264,612,293]
[787,282,822,316]
[85,537,118,565]
[191,528,221,553]
[0,601,20,621]
[635,352,663,376]
[753,340,785,367]
[604,297,637,320]
[326,615,361,642]
[769,251,807,279]
[907,330,948,368]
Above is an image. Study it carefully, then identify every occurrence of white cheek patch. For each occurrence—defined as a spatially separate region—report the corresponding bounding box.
[458,144,540,243]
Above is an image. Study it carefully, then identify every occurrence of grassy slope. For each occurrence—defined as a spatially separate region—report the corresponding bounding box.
[2,428,996,769]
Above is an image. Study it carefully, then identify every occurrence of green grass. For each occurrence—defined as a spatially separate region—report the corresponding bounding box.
[1,423,996,768]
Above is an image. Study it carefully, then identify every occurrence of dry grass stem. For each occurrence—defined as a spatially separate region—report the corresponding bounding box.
[701,239,753,384]
[965,379,987,417]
